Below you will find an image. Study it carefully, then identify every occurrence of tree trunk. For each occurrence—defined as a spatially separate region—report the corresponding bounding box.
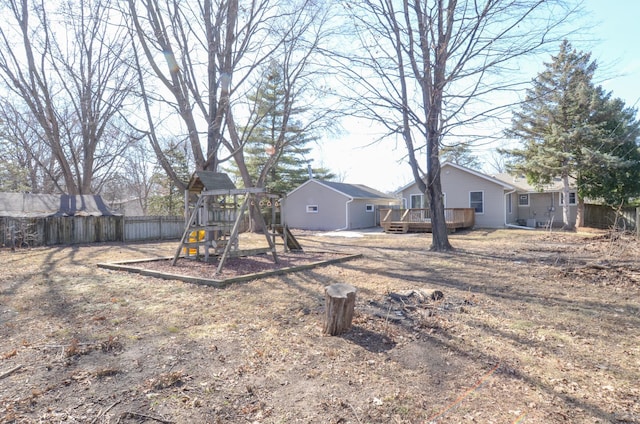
[426,139,453,251]
[323,284,356,336]
[561,173,575,230]
[576,196,585,228]
[428,176,451,251]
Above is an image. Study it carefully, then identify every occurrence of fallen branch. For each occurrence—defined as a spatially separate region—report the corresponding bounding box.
[91,400,120,424]
[0,364,23,380]
[585,263,610,270]
[348,402,362,424]
[118,411,175,424]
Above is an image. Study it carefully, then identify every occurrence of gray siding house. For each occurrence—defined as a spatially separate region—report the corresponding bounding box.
[283,179,400,231]
[493,173,578,228]
[396,162,579,229]
[397,162,514,228]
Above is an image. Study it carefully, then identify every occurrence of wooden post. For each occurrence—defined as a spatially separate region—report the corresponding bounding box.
[323,284,356,336]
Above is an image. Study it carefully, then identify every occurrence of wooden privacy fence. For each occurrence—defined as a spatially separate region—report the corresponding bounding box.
[1,216,185,247]
[583,204,638,231]
[0,216,123,246]
[123,216,184,242]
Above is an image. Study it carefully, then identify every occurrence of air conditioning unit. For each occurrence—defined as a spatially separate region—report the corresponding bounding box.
[526,218,536,228]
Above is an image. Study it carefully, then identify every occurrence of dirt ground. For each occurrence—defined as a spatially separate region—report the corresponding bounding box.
[1,228,639,423]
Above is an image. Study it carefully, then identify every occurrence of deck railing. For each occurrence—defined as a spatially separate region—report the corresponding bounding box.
[380,208,475,229]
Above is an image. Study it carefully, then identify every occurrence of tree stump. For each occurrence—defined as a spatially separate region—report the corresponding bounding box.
[323,283,357,336]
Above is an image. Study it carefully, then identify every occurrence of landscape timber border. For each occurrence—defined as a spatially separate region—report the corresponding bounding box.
[97,252,363,288]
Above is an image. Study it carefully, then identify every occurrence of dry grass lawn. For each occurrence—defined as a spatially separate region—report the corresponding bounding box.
[1,228,639,423]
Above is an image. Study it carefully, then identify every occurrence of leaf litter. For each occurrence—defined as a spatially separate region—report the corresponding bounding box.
[0,229,638,423]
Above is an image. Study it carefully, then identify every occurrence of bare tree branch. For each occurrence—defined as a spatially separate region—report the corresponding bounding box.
[335,0,577,250]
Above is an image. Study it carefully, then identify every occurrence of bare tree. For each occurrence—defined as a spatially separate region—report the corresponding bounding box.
[98,139,158,215]
[229,4,341,192]
[125,0,339,193]
[486,150,508,174]
[0,0,137,195]
[0,100,57,192]
[338,0,576,251]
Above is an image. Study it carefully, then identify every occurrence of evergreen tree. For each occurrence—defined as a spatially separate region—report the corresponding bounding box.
[440,143,481,170]
[232,62,334,195]
[504,41,601,230]
[576,88,640,208]
[504,41,640,228]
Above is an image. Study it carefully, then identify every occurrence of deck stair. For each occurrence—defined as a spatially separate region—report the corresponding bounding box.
[385,222,409,234]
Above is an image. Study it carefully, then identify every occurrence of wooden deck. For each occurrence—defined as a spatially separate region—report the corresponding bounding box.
[380,208,475,234]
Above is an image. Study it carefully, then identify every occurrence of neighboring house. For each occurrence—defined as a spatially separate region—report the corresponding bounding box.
[0,192,117,218]
[396,162,579,229]
[283,179,400,231]
[397,162,514,228]
[492,173,578,228]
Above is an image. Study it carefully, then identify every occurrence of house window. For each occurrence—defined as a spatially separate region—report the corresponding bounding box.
[560,192,577,205]
[518,194,529,206]
[469,191,484,214]
[306,205,318,213]
[507,193,513,214]
[410,194,424,208]
[365,204,374,213]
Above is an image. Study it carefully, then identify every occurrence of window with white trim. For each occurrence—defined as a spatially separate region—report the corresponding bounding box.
[469,191,484,214]
[518,194,530,206]
[507,193,513,214]
[306,205,318,213]
[365,204,374,212]
[410,194,425,208]
[560,192,577,205]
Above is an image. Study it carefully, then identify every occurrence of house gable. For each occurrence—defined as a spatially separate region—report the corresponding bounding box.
[396,162,514,228]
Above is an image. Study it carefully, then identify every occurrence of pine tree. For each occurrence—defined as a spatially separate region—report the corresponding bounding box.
[505,41,600,230]
[505,41,640,228]
[577,89,640,208]
[232,61,334,195]
[440,143,481,170]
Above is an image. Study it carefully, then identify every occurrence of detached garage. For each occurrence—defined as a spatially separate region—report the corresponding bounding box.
[283,179,399,231]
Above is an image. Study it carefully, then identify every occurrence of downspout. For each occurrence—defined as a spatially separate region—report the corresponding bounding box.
[339,197,354,231]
